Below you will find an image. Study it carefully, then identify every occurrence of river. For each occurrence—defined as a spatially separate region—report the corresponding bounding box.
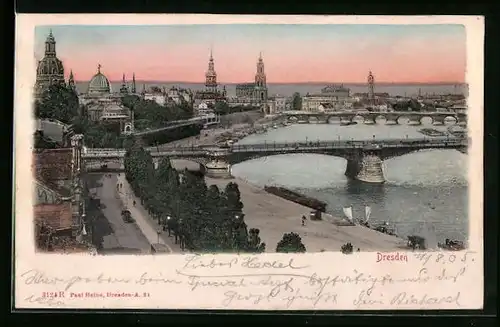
[231,118,468,244]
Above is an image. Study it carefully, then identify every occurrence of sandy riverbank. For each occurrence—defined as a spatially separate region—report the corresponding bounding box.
[203,175,406,253]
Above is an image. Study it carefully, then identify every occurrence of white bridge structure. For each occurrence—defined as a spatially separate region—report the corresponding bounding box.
[83,136,468,183]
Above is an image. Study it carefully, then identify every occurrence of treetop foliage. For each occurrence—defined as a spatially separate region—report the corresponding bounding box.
[276,232,306,253]
[123,146,265,253]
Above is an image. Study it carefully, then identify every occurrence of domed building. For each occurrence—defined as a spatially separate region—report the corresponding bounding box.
[35,31,66,98]
[79,64,135,134]
[87,64,111,95]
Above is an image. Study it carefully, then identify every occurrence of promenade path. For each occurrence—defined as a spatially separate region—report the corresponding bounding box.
[116,174,181,253]
[90,174,151,254]
[206,177,406,253]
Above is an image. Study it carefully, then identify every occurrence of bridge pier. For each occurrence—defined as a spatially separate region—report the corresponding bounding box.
[345,153,385,184]
[433,116,445,125]
[204,150,233,179]
[364,116,376,125]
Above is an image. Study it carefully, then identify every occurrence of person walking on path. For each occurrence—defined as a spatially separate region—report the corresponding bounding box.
[301,215,307,226]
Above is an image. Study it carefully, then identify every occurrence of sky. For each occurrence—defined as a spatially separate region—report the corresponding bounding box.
[34,24,466,84]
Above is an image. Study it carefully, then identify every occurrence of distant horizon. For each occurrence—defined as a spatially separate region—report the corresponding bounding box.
[74,80,466,86]
[36,24,466,84]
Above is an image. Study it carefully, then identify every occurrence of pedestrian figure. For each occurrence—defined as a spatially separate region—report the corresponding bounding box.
[301,215,307,226]
[133,200,136,206]
[357,248,360,252]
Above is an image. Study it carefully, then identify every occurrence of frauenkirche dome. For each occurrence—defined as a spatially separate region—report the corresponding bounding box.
[88,64,111,94]
[35,30,66,96]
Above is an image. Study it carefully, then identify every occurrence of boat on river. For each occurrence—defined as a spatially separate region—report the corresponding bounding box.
[340,121,358,126]
[438,239,466,251]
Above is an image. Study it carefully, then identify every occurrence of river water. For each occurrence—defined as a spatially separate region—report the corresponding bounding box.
[231,118,468,244]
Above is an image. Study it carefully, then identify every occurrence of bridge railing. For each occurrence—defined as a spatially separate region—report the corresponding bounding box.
[230,138,467,152]
[83,137,467,158]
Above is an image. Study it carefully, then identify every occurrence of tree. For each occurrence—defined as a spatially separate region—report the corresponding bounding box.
[276,232,306,253]
[34,131,57,149]
[341,242,354,254]
[35,84,80,123]
[224,182,243,215]
[214,101,231,115]
[292,92,302,111]
[247,228,266,253]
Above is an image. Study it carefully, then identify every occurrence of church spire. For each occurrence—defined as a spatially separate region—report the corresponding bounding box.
[205,49,217,92]
[68,69,76,90]
[255,52,266,87]
[120,73,128,94]
[131,73,136,93]
[367,70,375,103]
[45,30,57,57]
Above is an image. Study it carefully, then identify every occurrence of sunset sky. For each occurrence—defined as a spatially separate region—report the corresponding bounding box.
[34,24,466,84]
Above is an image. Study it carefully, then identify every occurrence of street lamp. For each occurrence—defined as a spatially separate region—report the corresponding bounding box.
[166,216,172,236]
[157,229,162,244]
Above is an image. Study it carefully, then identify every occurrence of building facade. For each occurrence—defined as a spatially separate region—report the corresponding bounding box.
[194,50,227,106]
[35,31,66,98]
[33,134,93,252]
[302,84,351,112]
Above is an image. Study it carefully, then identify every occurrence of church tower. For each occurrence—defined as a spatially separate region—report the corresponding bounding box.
[205,49,218,93]
[120,73,129,94]
[68,70,76,92]
[254,52,268,103]
[35,30,65,97]
[367,71,375,104]
[131,73,136,94]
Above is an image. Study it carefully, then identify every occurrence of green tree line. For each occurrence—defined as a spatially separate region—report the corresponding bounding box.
[123,144,266,253]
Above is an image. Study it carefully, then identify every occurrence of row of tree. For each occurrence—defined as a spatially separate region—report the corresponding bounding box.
[34,85,200,149]
[123,144,309,253]
[121,95,194,130]
[123,145,266,252]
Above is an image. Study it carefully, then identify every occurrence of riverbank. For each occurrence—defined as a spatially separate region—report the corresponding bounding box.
[205,176,406,252]
[157,113,281,149]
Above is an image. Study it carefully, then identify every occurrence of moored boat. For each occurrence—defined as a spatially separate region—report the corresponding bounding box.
[438,239,465,251]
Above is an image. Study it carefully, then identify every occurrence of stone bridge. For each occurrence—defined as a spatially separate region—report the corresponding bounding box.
[280,111,467,126]
[83,137,468,184]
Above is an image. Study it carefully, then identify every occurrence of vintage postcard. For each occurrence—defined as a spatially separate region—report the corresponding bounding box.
[14,15,484,310]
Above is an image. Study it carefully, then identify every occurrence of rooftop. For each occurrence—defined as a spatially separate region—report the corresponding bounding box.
[34,202,73,231]
[33,148,73,181]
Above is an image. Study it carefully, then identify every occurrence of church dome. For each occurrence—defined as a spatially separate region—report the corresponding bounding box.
[88,64,111,94]
[37,57,64,76]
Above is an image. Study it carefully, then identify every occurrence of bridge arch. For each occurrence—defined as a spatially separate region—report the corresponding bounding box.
[327,115,341,124]
[308,116,319,124]
[419,115,434,125]
[287,115,298,123]
[166,158,208,172]
[375,114,387,123]
[443,115,458,125]
[352,115,365,122]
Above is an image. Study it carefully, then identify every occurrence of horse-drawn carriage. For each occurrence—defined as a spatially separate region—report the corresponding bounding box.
[407,235,427,250]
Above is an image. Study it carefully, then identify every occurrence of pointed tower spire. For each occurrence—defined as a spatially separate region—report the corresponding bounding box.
[45,30,57,56]
[120,73,128,94]
[205,48,217,92]
[132,73,136,93]
[68,69,76,91]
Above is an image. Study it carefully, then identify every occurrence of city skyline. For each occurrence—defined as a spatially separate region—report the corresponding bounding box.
[35,24,466,84]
